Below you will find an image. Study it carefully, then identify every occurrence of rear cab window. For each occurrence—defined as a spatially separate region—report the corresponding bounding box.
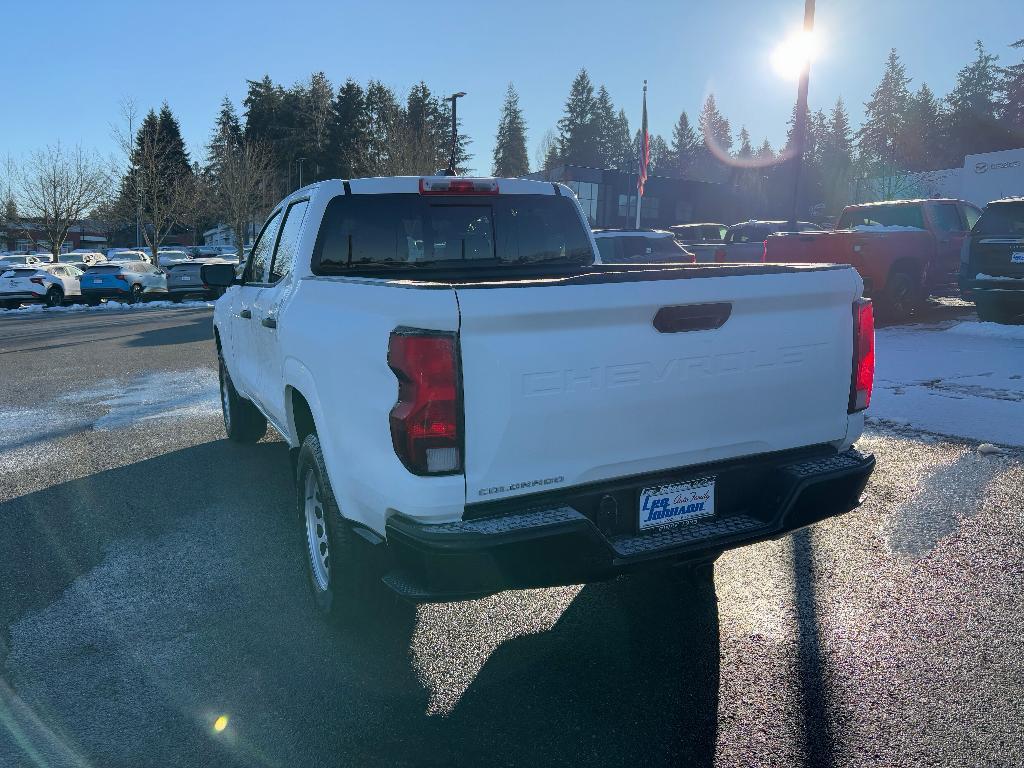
[838,205,925,229]
[973,202,1024,237]
[313,193,593,277]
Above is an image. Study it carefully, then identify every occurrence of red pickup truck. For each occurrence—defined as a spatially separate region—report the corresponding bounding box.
[764,199,982,317]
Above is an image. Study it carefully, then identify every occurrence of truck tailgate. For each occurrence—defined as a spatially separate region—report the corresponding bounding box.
[456,267,861,502]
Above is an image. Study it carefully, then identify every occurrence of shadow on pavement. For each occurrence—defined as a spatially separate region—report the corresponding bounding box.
[126,314,214,348]
[1,437,721,768]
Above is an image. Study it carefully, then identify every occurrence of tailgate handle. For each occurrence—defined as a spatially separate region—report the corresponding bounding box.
[653,303,731,333]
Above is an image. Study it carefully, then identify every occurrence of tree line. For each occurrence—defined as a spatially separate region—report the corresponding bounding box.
[2,37,1022,261]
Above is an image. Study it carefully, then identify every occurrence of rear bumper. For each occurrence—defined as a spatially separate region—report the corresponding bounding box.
[0,292,46,302]
[383,447,875,601]
[81,286,130,298]
[960,271,1024,301]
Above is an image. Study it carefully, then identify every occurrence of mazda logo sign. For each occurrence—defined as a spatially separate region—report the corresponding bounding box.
[975,162,988,174]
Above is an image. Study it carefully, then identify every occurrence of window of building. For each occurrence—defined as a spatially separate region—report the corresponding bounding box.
[566,181,599,224]
[617,194,658,221]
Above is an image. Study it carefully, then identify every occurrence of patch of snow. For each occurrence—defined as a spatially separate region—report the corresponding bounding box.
[976,273,1024,282]
[0,299,214,315]
[977,443,1004,455]
[850,224,926,232]
[871,319,1024,447]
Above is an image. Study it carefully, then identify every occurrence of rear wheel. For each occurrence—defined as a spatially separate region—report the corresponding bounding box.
[219,355,267,442]
[881,270,919,320]
[127,284,143,304]
[976,296,1022,324]
[171,294,184,303]
[296,432,387,620]
[45,287,63,308]
[85,296,101,307]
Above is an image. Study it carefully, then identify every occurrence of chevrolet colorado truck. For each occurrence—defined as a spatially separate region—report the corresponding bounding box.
[202,176,876,613]
[765,198,982,318]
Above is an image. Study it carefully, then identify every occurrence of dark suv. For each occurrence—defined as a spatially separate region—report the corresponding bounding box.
[959,198,1024,324]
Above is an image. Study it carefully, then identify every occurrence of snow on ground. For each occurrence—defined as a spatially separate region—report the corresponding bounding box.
[0,299,214,314]
[871,320,1024,448]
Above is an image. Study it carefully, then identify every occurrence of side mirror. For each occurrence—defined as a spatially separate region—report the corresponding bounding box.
[201,262,238,287]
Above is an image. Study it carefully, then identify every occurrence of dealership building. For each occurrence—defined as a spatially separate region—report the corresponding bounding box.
[856,146,1024,208]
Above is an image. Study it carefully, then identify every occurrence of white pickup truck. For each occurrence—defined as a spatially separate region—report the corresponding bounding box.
[203,176,876,612]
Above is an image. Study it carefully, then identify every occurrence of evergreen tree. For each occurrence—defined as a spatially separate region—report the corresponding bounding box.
[755,138,775,162]
[945,41,1011,162]
[648,135,671,174]
[404,81,448,172]
[206,96,242,177]
[697,93,733,154]
[557,69,602,166]
[363,80,401,175]
[1000,38,1024,141]
[821,98,854,214]
[593,85,618,167]
[735,127,754,159]
[669,110,700,177]
[242,75,289,193]
[297,72,335,181]
[329,79,370,178]
[438,95,472,174]
[492,83,529,177]
[156,103,192,177]
[900,84,943,171]
[857,49,912,169]
[610,109,633,170]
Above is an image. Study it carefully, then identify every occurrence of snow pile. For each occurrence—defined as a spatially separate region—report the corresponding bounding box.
[870,319,1024,447]
[0,299,214,314]
[975,272,1024,282]
[850,224,926,232]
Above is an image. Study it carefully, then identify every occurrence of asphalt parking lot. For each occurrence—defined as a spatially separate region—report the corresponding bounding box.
[1,303,1022,768]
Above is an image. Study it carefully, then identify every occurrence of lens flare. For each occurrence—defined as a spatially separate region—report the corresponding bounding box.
[213,715,229,732]
[771,29,821,80]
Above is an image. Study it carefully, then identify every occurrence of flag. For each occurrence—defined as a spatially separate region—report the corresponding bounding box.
[637,81,649,197]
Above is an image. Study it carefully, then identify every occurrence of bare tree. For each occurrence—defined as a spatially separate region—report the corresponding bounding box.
[15,144,109,262]
[215,140,277,258]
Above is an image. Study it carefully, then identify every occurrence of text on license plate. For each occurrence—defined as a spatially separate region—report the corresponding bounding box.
[639,477,716,530]
[179,276,192,281]
[1011,251,1024,263]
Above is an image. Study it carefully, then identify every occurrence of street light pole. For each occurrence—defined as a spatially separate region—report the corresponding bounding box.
[296,157,307,189]
[446,92,466,176]
[787,0,816,231]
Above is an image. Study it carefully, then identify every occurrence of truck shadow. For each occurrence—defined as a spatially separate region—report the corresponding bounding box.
[0,438,720,768]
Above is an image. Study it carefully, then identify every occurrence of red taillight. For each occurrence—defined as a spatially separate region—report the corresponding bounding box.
[762,239,768,262]
[849,299,875,412]
[115,273,126,282]
[388,330,462,475]
[713,248,727,263]
[419,177,499,195]
[29,277,45,286]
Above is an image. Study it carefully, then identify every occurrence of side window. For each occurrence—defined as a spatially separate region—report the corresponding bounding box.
[931,203,963,234]
[269,200,309,283]
[245,209,282,284]
[962,205,981,230]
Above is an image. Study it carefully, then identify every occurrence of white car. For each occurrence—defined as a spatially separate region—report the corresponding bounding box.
[592,229,696,264]
[157,249,193,267]
[0,254,49,270]
[0,264,84,308]
[206,175,877,614]
[106,248,151,263]
[80,261,168,304]
[61,251,106,266]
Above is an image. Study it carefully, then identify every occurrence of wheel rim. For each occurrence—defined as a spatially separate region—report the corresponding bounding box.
[219,365,232,433]
[891,278,911,314]
[131,286,141,303]
[304,469,331,592]
[47,291,59,307]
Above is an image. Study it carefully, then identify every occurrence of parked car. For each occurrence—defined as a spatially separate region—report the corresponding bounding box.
[80,261,168,305]
[59,251,106,266]
[707,220,823,263]
[0,254,49,270]
[106,248,151,263]
[0,264,83,308]
[166,259,232,301]
[669,222,727,245]
[204,175,876,614]
[959,197,1024,324]
[765,198,982,318]
[157,249,193,267]
[593,229,696,263]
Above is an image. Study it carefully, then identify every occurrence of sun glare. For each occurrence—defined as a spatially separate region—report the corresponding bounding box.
[771,29,821,80]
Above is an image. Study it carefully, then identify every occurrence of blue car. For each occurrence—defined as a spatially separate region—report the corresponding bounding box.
[80,262,169,305]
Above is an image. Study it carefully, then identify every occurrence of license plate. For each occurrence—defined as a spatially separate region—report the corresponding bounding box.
[1011,251,1024,264]
[639,477,715,530]
[179,276,192,281]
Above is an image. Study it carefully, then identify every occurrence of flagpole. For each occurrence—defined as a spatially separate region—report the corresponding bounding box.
[635,80,647,230]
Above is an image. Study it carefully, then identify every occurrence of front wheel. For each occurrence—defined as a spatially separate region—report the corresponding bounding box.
[218,356,267,442]
[127,284,143,304]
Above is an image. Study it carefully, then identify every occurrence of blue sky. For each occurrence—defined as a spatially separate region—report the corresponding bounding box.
[3,0,1021,174]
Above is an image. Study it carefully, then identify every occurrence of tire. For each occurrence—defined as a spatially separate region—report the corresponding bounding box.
[127,283,143,305]
[171,294,184,303]
[881,270,919,321]
[218,355,267,442]
[295,432,386,620]
[85,296,101,307]
[45,287,63,308]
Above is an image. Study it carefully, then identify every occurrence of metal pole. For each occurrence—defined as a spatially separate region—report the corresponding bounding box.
[787,0,816,231]
[296,157,306,189]
[446,92,466,176]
